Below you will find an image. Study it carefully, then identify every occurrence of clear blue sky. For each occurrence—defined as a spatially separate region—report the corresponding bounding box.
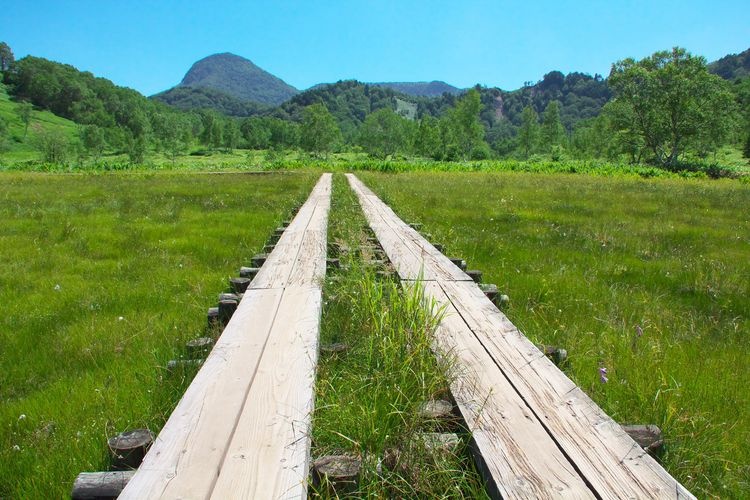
[5,0,749,96]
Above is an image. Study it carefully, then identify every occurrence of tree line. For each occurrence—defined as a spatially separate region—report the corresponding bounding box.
[1,41,748,168]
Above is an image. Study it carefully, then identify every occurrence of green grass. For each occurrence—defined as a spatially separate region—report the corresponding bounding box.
[0,171,318,498]
[312,174,488,497]
[358,171,750,498]
[0,83,80,163]
[3,167,748,497]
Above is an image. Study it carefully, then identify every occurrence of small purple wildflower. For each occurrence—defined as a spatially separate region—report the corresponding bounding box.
[635,325,643,338]
[599,367,608,384]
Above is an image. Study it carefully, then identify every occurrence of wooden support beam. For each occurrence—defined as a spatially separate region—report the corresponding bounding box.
[72,471,135,500]
[218,298,238,324]
[207,307,219,326]
[186,337,214,357]
[229,277,251,293]
[108,429,153,470]
[311,455,361,496]
[239,266,259,279]
[167,359,203,371]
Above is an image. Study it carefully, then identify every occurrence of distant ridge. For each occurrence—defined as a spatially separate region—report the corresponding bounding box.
[371,81,463,97]
[708,47,750,80]
[176,52,298,106]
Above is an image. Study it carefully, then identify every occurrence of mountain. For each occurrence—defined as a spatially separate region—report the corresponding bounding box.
[371,81,462,97]
[709,48,750,80]
[175,53,298,106]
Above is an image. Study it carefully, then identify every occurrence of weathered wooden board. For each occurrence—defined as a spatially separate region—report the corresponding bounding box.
[421,281,594,498]
[252,173,332,289]
[211,286,321,499]
[118,288,285,499]
[346,174,470,281]
[438,280,694,499]
[120,173,331,499]
[348,173,694,499]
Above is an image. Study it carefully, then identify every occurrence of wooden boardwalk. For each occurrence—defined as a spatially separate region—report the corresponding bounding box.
[347,173,694,499]
[119,173,332,499]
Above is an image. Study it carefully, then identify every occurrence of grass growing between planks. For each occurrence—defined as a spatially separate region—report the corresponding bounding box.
[359,170,750,497]
[311,174,489,498]
[0,171,318,498]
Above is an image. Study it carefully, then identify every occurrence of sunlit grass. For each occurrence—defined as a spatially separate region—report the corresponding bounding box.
[358,170,750,497]
[0,171,318,498]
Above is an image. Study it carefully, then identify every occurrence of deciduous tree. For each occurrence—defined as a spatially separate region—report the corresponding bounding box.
[240,116,271,150]
[608,47,737,166]
[81,124,106,160]
[415,115,441,159]
[359,107,408,158]
[15,101,33,138]
[0,42,13,73]
[540,100,565,151]
[0,116,8,152]
[222,118,240,152]
[441,89,488,160]
[300,103,340,156]
[518,105,538,159]
[34,125,68,163]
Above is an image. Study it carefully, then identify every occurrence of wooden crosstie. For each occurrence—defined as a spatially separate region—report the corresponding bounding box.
[346,173,694,499]
[119,173,332,499]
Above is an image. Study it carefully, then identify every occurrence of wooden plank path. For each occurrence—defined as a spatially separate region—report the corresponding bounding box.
[346,173,694,499]
[119,173,332,499]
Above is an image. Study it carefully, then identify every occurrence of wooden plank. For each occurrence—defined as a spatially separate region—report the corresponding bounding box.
[252,173,332,289]
[211,286,322,499]
[118,288,285,499]
[420,281,594,498]
[121,173,332,499]
[346,174,469,281]
[438,280,694,499]
[348,173,694,499]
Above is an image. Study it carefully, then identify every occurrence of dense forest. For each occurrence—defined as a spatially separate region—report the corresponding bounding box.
[152,86,269,117]
[0,41,748,170]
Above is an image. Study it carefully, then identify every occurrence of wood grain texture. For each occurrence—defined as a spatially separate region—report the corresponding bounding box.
[346,174,470,282]
[211,286,321,499]
[120,173,331,499]
[252,173,332,289]
[347,173,694,500]
[72,471,135,499]
[439,280,694,500]
[118,288,285,499]
[422,281,594,499]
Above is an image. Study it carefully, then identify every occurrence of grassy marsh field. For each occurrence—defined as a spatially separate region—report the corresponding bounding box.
[1,167,748,498]
[359,171,750,497]
[0,171,318,498]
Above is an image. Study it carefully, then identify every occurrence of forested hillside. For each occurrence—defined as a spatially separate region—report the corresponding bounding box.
[709,48,750,80]
[274,80,417,141]
[1,54,209,163]
[372,81,462,97]
[152,86,269,117]
[0,41,747,171]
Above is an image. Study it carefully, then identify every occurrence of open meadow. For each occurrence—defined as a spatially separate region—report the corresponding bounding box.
[0,171,318,498]
[358,171,750,497]
[1,168,748,498]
